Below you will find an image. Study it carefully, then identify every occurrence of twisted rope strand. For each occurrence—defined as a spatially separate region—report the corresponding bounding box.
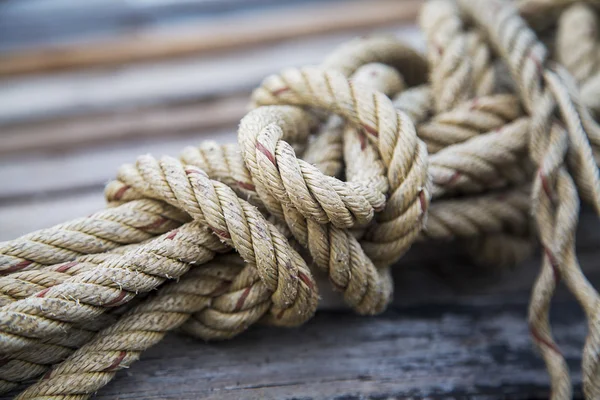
[115,154,389,314]
[0,200,189,273]
[238,105,384,229]
[252,67,430,265]
[417,94,524,153]
[0,221,228,356]
[429,118,533,198]
[2,75,397,388]
[459,1,600,397]
[14,255,269,400]
[392,84,433,124]
[2,3,600,397]
[0,168,319,355]
[422,187,531,241]
[114,157,319,321]
[420,0,473,111]
[556,3,600,84]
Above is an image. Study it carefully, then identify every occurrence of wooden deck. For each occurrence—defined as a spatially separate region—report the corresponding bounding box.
[0,1,597,398]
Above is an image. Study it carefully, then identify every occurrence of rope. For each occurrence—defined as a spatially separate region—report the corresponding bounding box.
[0,200,189,273]
[417,94,523,153]
[421,0,536,269]
[459,1,600,398]
[15,254,267,399]
[1,2,600,399]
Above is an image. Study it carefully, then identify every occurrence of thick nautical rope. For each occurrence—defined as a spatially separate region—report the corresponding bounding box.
[2,3,600,399]
[251,67,430,266]
[420,0,474,111]
[0,56,410,395]
[0,169,319,352]
[417,94,523,153]
[0,157,535,395]
[459,1,600,398]
[1,60,538,395]
[420,0,537,268]
[13,254,270,400]
[0,42,475,393]
[556,3,600,84]
[0,248,271,392]
[556,2,600,118]
[116,111,392,316]
[0,200,189,273]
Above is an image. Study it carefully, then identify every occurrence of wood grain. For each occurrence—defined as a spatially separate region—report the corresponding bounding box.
[0,129,237,203]
[0,94,248,156]
[0,27,423,124]
[0,0,422,76]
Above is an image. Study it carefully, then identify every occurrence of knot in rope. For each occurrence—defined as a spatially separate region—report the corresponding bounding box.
[1,1,600,399]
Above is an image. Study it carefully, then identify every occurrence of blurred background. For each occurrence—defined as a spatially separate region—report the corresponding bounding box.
[0,0,422,240]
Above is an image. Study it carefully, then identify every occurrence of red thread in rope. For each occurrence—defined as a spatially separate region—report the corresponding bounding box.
[3,260,33,274]
[112,185,131,201]
[271,86,290,96]
[105,290,128,307]
[56,261,78,273]
[234,287,252,312]
[256,142,276,165]
[102,351,128,372]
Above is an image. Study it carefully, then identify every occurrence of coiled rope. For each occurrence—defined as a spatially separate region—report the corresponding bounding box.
[1,1,599,398]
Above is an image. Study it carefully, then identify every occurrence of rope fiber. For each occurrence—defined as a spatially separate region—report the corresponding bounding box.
[1,1,600,398]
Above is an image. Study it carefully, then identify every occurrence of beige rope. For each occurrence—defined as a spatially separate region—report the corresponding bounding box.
[555,3,600,117]
[251,67,429,265]
[556,3,600,84]
[321,35,428,85]
[0,234,270,392]
[0,169,319,351]
[1,155,538,395]
[2,2,600,398]
[13,254,269,399]
[417,94,523,153]
[113,133,390,317]
[420,0,473,111]
[0,200,189,273]
[420,0,536,270]
[392,84,433,124]
[459,1,600,398]
[1,61,403,391]
[430,118,533,198]
[423,187,531,241]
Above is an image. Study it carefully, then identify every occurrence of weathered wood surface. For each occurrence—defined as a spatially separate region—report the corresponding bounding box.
[0,0,422,76]
[65,302,588,400]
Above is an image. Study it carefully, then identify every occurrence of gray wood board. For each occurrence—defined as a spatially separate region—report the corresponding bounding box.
[0,0,373,52]
[0,27,422,124]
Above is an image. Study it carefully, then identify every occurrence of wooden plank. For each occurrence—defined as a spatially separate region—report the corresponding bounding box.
[0,192,106,242]
[0,94,248,156]
[0,0,314,51]
[0,129,237,202]
[1,301,584,399]
[0,27,423,124]
[0,0,422,76]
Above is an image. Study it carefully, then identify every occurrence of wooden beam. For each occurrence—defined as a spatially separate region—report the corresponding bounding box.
[0,94,248,156]
[0,0,422,77]
[0,28,423,124]
[0,129,237,202]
